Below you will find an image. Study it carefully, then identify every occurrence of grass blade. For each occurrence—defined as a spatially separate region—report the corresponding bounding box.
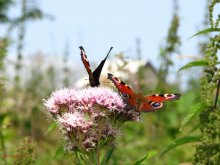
[133,153,148,165]
[101,147,114,165]
[159,136,200,157]
[44,122,57,135]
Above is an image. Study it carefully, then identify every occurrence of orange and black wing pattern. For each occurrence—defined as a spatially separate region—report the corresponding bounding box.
[146,94,181,102]
[107,73,136,106]
[108,73,181,113]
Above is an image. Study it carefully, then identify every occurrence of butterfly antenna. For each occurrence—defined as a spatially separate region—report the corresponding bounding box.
[79,46,84,51]
[105,46,113,60]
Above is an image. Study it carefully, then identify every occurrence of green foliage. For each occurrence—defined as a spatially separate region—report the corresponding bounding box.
[14,137,36,165]
[188,28,220,40]
[101,147,114,165]
[179,103,202,131]
[178,60,210,72]
[133,153,148,165]
[0,37,9,70]
[0,3,10,164]
[1,0,220,164]
[0,0,12,23]
[195,110,220,164]
[44,122,57,135]
[178,0,220,164]
[160,136,200,157]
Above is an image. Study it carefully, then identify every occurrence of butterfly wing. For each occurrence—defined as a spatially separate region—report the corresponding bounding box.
[139,101,163,112]
[139,93,181,112]
[107,73,136,106]
[92,47,113,86]
[146,93,181,102]
[79,46,94,85]
[108,73,181,113]
[107,74,163,112]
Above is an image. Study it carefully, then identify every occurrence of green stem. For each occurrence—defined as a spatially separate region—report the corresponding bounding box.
[214,79,220,109]
[96,143,100,165]
[74,151,81,165]
[80,152,90,165]
[101,142,113,165]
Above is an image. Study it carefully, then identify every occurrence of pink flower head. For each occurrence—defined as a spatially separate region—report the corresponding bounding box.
[43,87,139,151]
[43,87,139,121]
[57,112,93,133]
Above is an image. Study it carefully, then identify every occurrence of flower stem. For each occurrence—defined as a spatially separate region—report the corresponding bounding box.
[74,151,81,165]
[96,142,100,165]
[214,79,220,109]
[102,143,114,165]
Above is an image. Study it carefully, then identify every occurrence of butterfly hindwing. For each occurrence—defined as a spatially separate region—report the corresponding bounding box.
[80,46,113,87]
[108,73,181,113]
[139,94,180,112]
[139,101,163,112]
[146,93,181,102]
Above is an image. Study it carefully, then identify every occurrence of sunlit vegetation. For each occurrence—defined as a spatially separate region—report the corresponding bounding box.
[0,0,220,164]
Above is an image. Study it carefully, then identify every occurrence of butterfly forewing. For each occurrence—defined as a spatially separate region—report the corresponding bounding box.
[107,73,136,106]
[80,46,113,87]
[92,47,113,86]
[79,46,94,80]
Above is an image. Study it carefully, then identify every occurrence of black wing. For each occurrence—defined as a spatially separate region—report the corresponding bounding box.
[92,47,113,86]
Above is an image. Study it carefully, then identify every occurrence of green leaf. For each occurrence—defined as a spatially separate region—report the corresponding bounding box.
[44,122,57,135]
[178,60,208,72]
[101,147,114,165]
[159,136,200,157]
[188,28,220,40]
[54,145,64,159]
[179,103,202,131]
[147,150,158,159]
[133,153,148,165]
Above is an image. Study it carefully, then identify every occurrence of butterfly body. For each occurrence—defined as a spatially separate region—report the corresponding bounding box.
[79,46,113,87]
[107,73,181,112]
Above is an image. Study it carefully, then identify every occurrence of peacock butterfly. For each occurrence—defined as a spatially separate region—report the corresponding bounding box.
[79,46,113,87]
[107,73,181,112]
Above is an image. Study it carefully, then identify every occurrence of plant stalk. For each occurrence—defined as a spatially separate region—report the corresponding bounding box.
[214,79,220,109]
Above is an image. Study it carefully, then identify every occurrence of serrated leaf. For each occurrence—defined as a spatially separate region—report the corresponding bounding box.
[178,60,208,72]
[133,153,148,165]
[179,103,202,131]
[44,122,57,135]
[188,28,220,40]
[159,136,200,157]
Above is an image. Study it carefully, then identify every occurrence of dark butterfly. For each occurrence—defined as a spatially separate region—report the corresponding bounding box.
[79,46,113,87]
[107,73,181,112]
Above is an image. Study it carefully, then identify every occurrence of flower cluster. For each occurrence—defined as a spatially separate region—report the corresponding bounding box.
[44,87,139,152]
